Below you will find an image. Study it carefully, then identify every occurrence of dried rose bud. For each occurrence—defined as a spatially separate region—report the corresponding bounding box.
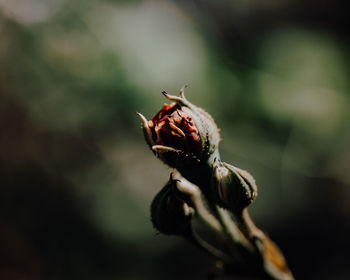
[137,87,220,183]
[212,161,258,212]
[151,173,194,236]
[149,101,202,156]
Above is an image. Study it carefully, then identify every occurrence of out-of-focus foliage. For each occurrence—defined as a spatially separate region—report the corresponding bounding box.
[0,0,349,279]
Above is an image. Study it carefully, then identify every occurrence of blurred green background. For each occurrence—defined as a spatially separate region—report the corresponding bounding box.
[0,0,349,279]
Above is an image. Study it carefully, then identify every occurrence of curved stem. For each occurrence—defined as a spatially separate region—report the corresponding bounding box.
[186,227,233,264]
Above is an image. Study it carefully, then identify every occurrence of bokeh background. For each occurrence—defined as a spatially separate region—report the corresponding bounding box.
[0,0,349,279]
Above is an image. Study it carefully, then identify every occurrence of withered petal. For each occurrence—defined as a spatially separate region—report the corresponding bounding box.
[169,123,186,138]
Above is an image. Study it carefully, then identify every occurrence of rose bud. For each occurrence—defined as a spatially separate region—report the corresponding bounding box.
[151,173,194,236]
[211,160,258,213]
[137,87,220,188]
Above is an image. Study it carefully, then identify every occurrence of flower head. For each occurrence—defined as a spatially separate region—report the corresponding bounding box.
[137,87,220,170]
[149,102,202,156]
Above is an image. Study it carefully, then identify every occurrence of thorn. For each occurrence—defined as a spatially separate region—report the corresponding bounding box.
[152,145,178,154]
[136,112,148,127]
[161,90,186,104]
[179,85,188,98]
[137,112,154,146]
